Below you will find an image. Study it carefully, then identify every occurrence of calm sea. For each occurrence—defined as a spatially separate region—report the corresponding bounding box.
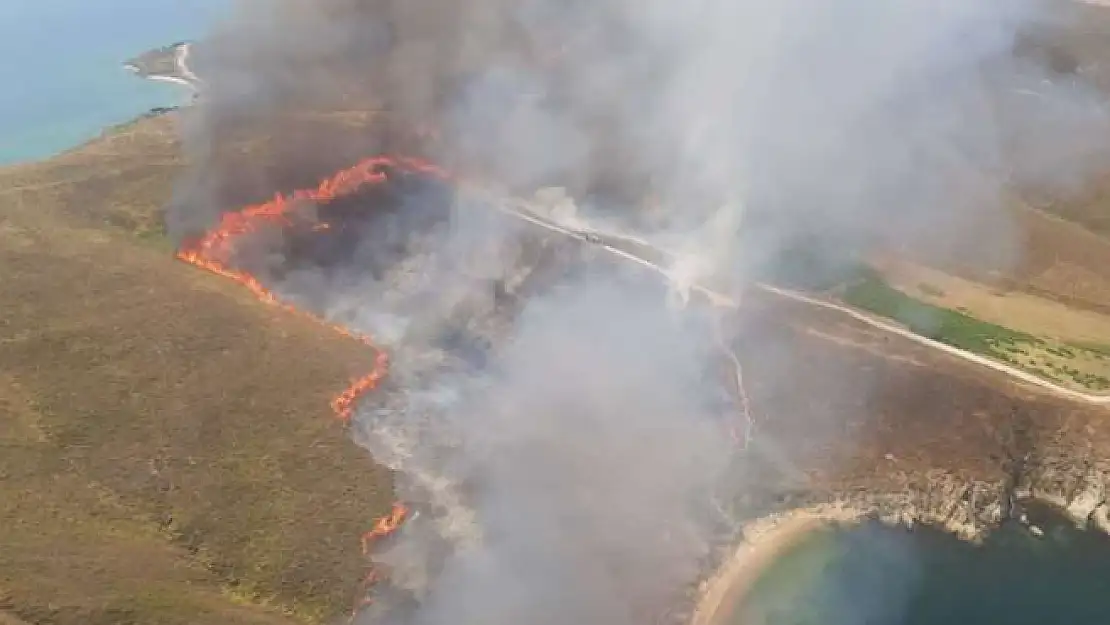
[0,0,227,164]
[731,504,1110,625]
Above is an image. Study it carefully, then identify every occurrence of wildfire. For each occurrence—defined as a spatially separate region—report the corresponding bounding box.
[176,149,756,618]
[176,154,448,423]
[332,350,390,421]
[349,502,411,619]
[360,502,410,556]
[175,154,441,615]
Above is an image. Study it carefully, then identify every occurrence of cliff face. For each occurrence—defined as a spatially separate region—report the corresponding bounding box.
[804,422,1110,540]
[1021,424,1110,532]
[685,468,1109,625]
[786,463,1109,543]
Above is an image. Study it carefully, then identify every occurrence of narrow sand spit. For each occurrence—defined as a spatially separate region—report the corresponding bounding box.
[692,507,862,625]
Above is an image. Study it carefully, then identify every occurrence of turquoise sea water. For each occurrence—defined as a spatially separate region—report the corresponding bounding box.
[732,505,1110,625]
[0,0,228,164]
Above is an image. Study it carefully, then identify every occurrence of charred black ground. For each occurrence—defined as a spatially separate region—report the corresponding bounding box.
[282,169,456,276]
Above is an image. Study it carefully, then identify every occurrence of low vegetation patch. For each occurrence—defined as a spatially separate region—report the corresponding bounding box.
[841,270,1110,392]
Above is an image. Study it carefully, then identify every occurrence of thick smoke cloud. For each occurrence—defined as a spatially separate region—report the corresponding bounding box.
[393,282,733,625]
[172,0,1110,622]
[179,0,1110,272]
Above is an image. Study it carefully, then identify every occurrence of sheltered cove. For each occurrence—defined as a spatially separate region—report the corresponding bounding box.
[688,410,1110,625]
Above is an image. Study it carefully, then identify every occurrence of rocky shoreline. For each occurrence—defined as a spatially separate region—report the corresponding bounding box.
[798,459,1109,544]
[682,437,1110,625]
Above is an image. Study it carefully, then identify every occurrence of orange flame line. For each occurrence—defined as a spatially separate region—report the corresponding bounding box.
[175,155,439,616]
[348,502,410,620]
[176,155,449,422]
[360,502,410,556]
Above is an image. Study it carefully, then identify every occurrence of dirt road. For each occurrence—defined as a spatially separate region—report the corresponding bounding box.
[489,195,1110,407]
[758,283,1110,405]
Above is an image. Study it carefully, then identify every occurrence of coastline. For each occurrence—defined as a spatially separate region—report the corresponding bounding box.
[123,41,200,94]
[2,40,198,167]
[691,483,1110,625]
[691,505,863,625]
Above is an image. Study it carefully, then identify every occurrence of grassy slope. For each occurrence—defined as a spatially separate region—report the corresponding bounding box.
[0,114,394,624]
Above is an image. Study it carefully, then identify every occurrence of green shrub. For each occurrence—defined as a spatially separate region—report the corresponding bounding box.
[842,274,1035,355]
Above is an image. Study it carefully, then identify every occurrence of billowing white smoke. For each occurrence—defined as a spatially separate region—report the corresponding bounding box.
[391,281,733,625]
[441,0,1110,274]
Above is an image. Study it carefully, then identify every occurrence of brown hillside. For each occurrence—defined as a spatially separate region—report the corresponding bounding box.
[1023,2,1110,238]
[0,114,393,625]
[1006,205,1110,313]
[733,288,1109,502]
[876,3,1110,313]
[888,202,1110,315]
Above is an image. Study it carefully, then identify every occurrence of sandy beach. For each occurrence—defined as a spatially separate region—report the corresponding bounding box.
[691,507,863,625]
[143,74,195,88]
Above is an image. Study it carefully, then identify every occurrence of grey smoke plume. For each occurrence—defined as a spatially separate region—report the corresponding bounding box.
[172,0,1110,622]
[398,282,732,625]
[177,0,1110,264]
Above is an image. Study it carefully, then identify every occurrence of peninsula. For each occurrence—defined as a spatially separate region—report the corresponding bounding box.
[124,40,201,92]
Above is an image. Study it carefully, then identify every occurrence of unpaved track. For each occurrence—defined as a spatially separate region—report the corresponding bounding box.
[486,194,1110,407]
[757,284,1110,405]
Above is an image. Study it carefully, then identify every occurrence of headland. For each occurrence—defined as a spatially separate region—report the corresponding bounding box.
[124,40,201,93]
